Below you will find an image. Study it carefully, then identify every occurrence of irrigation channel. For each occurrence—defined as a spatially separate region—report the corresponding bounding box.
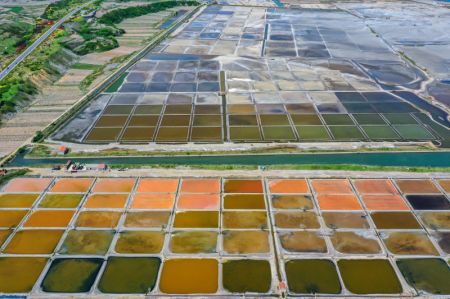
[7,151,450,168]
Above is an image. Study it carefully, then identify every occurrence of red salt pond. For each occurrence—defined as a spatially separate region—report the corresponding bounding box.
[312,179,353,194]
[353,179,398,194]
[93,178,135,193]
[180,179,220,193]
[131,193,175,209]
[362,195,409,210]
[50,178,93,193]
[2,178,52,193]
[137,179,179,193]
[268,179,309,194]
[177,194,220,209]
[317,195,362,210]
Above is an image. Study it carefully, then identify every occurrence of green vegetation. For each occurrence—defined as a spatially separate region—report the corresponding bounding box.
[42,0,87,20]
[0,169,30,187]
[71,63,99,70]
[8,6,24,13]
[99,0,199,25]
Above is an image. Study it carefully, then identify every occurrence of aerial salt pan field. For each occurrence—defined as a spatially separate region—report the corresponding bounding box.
[50,4,450,147]
[1,176,449,296]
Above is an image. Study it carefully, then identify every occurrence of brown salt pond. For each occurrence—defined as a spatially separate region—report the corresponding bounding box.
[223,194,265,209]
[353,179,398,194]
[223,230,270,254]
[84,194,128,209]
[268,179,309,193]
[419,212,450,229]
[59,230,114,255]
[2,178,51,193]
[274,211,320,229]
[3,229,64,254]
[159,259,218,294]
[438,179,450,193]
[0,257,47,293]
[130,193,175,209]
[50,178,93,193]
[361,195,409,210]
[115,231,164,253]
[180,178,220,193]
[435,232,450,253]
[170,231,217,253]
[124,211,170,228]
[383,232,438,255]
[93,178,135,193]
[173,211,218,228]
[271,194,313,209]
[317,195,362,210]
[0,194,39,208]
[0,210,27,228]
[224,179,263,193]
[312,179,353,194]
[136,178,178,193]
[222,211,267,229]
[322,212,370,229]
[24,210,74,227]
[330,231,381,254]
[279,231,327,253]
[177,193,220,209]
[75,211,122,228]
[371,212,421,229]
[395,179,440,194]
[39,194,84,208]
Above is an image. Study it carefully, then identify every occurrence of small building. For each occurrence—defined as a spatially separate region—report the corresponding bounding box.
[57,146,69,156]
[84,164,107,171]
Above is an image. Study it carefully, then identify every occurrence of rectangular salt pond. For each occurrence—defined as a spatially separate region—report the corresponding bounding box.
[0,175,450,296]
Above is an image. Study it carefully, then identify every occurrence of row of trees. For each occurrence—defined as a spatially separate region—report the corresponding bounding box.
[99,0,199,25]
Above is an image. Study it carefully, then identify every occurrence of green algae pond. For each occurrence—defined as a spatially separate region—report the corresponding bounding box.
[338,259,402,294]
[98,257,161,293]
[222,259,272,293]
[285,259,341,294]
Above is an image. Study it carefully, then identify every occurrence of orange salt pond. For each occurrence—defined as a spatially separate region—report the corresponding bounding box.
[222,211,267,229]
[177,194,219,209]
[271,194,314,209]
[268,179,309,193]
[395,179,440,194]
[136,178,178,193]
[0,210,27,228]
[76,211,122,228]
[317,195,362,210]
[159,259,218,294]
[312,179,353,194]
[24,210,74,227]
[2,178,51,193]
[84,194,128,209]
[0,194,38,208]
[50,178,93,193]
[93,178,135,193]
[0,257,48,293]
[0,230,11,246]
[4,229,64,254]
[131,193,174,209]
[180,179,220,193]
[353,179,398,194]
[362,195,409,210]
[124,211,170,228]
[224,179,263,193]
